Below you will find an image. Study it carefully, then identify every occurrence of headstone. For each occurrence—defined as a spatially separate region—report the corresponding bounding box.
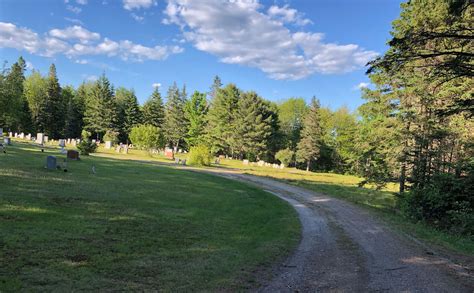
[36,133,44,144]
[9,132,13,138]
[280,164,285,169]
[165,147,174,159]
[4,137,11,145]
[44,135,49,143]
[105,141,113,149]
[257,160,265,167]
[19,132,24,139]
[26,133,31,140]
[181,159,186,166]
[273,163,279,169]
[58,139,66,147]
[91,139,96,144]
[218,155,225,160]
[14,133,18,138]
[175,158,180,164]
[178,149,182,153]
[46,156,57,170]
[71,139,77,147]
[124,144,129,154]
[67,150,79,160]
[116,145,122,153]
[243,159,249,165]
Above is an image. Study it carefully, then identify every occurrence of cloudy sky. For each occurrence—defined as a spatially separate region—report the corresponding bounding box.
[0,0,402,109]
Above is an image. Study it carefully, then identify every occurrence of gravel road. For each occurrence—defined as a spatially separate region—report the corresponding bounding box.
[212,171,474,292]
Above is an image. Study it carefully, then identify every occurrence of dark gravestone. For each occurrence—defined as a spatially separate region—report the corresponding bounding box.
[4,137,11,145]
[46,156,57,170]
[67,150,79,160]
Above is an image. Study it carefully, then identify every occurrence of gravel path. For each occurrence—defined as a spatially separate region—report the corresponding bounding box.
[212,171,474,292]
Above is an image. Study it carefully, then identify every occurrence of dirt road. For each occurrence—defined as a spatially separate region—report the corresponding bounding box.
[211,171,473,292]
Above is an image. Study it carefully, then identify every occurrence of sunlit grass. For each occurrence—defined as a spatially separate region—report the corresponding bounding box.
[0,141,300,291]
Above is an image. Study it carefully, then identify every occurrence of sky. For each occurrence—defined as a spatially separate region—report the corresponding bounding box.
[0,0,403,110]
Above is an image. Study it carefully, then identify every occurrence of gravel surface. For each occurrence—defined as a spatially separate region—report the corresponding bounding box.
[214,171,474,292]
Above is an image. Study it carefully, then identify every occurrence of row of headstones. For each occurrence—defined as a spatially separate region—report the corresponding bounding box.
[243,159,285,169]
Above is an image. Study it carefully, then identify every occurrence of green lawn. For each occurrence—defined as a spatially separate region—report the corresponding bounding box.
[90,146,473,255]
[0,142,300,291]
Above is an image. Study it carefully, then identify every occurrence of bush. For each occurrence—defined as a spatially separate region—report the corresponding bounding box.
[103,130,119,143]
[77,139,97,155]
[129,124,165,151]
[399,172,474,236]
[188,145,212,166]
[275,148,294,166]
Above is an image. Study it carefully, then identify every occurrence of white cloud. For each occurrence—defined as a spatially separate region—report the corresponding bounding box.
[66,5,82,14]
[152,82,161,88]
[163,0,378,80]
[49,26,100,43]
[267,5,312,26]
[75,59,89,64]
[25,61,34,70]
[0,22,183,63]
[76,0,88,4]
[82,74,98,82]
[64,17,84,26]
[131,13,145,22]
[123,0,156,10]
[355,82,369,90]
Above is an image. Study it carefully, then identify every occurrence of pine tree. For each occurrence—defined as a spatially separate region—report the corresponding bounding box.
[115,87,142,142]
[0,57,26,130]
[296,97,324,171]
[142,88,165,127]
[83,74,118,139]
[163,82,188,150]
[44,64,64,138]
[209,75,222,100]
[63,86,83,138]
[233,91,272,160]
[184,91,208,147]
[205,83,240,155]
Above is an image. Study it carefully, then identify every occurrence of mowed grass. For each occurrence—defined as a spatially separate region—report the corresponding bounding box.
[0,142,300,291]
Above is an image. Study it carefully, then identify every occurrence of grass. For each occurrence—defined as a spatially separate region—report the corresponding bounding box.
[93,147,473,255]
[0,141,300,291]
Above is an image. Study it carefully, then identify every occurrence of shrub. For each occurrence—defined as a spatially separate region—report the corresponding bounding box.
[103,130,119,143]
[77,139,97,155]
[275,148,294,166]
[188,145,212,166]
[129,124,165,151]
[399,172,474,236]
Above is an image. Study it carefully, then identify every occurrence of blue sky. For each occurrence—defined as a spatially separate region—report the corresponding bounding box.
[0,0,402,110]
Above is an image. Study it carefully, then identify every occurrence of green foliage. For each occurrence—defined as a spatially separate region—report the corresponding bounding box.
[103,130,119,144]
[163,83,188,148]
[399,171,474,236]
[129,124,165,151]
[278,97,306,152]
[115,87,142,142]
[142,88,165,127]
[206,83,240,155]
[77,139,97,155]
[184,91,208,147]
[296,97,323,171]
[275,148,294,166]
[24,70,48,132]
[0,57,26,130]
[44,64,64,138]
[63,86,83,138]
[188,145,212,166]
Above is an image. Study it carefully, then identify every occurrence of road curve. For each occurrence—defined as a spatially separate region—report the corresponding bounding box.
[211,171,473,292]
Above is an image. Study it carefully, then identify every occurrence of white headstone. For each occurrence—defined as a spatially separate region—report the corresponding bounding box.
[243,159,249,165]
[105,141,112,149]
[19,132,25,139]
[36,133,44,144]
[26,133,31,140]
[44,135,49,143]
[58,139,66,147]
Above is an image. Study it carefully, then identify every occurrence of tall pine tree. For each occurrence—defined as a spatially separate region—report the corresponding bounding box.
[115,87,142,142]
[163,82,188,150]
[296,97,324,171]
[44,64,64,138]
[142,87,165,127]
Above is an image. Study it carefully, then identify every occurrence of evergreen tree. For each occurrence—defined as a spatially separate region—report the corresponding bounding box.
[115,87,142,142]
[233,91,272,160]
[205,83,240,155]
[163,82,188,150]
[184,91,208,147]
[63,86,83,138]
[209,75,222,100]
[44,64,64,138]
[142,88,165,127]
[296,97,324,171]
[83,74,118,140]
[0,57,26,130]
[278,98,307,161]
